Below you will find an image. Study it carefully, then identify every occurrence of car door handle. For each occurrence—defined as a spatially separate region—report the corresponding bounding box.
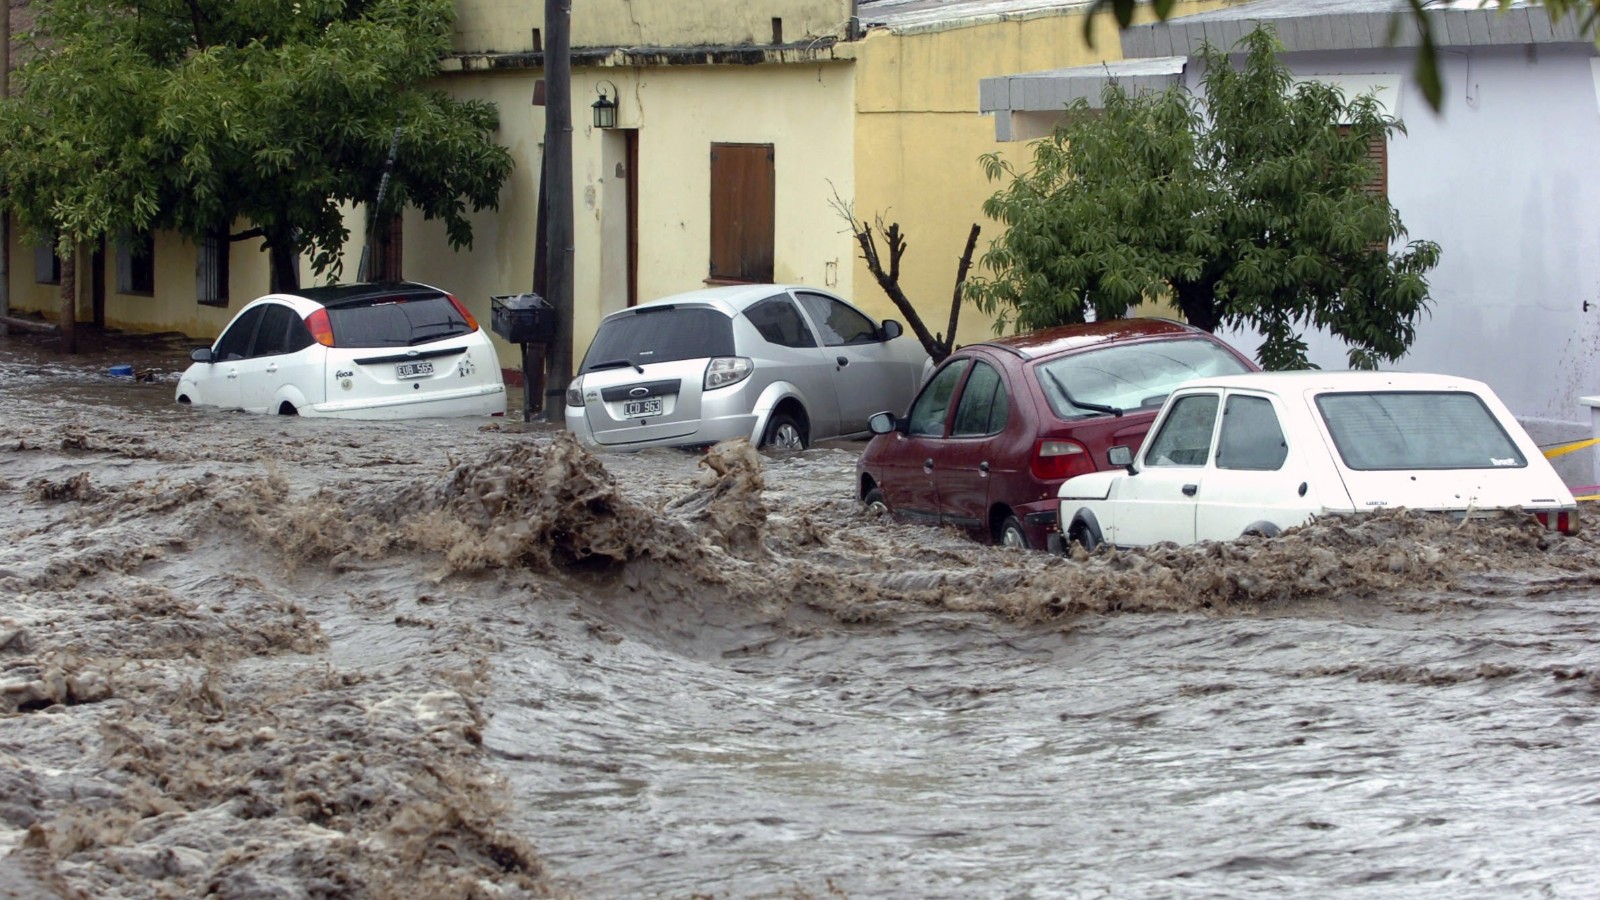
[979,461,990,473]
[836,356,849,367]
[226,369,239,379]
[923,458,934,472]
[265,363,279,374]
[1182,484,1198,496]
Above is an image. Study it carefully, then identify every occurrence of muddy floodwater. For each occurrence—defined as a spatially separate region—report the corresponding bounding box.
[4,330,1600,898]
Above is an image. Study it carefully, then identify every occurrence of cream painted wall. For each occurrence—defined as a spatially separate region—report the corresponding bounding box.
[454,0,852,55]
[413,61,857,368]
[4,224,272,340]
[844,0,1230,347]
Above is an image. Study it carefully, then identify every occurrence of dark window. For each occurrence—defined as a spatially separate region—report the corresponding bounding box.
[1216,395,1288,470]
[197,229,230,307]
[795,292,878,346]
[1145,393,1220,467]
[34,243,60,285]
[116,232,155,295]
[324,294,472,349]
[1317,391,1525,470]
[745,296,816,348]
[951,361,1008,438]
[581,307,735,371]
[708,143,774,283]
[214,306,266,361]
[1035,338,1250,420]
[907,358,970,437]
[251,303,312,357]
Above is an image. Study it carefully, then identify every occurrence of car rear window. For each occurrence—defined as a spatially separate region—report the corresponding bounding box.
[1034,337,1251,419]
[326,294,473,348]
[582,307,735,371]
[1317,391,1527,470]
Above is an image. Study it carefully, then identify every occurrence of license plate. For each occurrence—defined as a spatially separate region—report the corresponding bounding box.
[396,361,434,379]
[623,397,663,418]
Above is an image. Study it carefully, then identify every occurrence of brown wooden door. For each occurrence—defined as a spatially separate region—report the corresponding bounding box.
[709,143,774,283]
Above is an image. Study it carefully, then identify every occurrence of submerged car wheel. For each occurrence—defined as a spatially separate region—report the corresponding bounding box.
[863,487,889,515]
[999,515,1029,550]
[762,412,807,451]
[1069,519,1100,553]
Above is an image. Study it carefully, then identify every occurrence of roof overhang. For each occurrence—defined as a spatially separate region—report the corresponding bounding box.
[977,0,1596,141]
[978,56,1186,141]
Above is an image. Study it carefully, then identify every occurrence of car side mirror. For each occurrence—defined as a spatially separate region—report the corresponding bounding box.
[880,319,903,341]
[868,411,902,435]
[190,347,214,364]
[1107,445,1135,474]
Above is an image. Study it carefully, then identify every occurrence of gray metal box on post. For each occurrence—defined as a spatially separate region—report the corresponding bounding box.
[490,293,559,422]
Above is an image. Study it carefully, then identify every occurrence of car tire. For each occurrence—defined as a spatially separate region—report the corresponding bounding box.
[761,411,807,451]
[863,487,889,515]
[1069,519,1100,553]
[999,515,1029,550]
[1242,522,1281,539]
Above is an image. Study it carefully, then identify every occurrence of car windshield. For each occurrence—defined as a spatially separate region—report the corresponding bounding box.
[325,295,472,348]
[582,307,735,371]
[1034,338,1251,419]
[1317,391,1527,470]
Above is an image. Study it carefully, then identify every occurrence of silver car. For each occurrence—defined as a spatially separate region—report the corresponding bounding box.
[564,284,928,450]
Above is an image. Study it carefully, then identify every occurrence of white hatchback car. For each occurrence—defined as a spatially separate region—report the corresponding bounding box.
[1056,371,1578,551]
[564,284,928,450]
[176,282,505,419]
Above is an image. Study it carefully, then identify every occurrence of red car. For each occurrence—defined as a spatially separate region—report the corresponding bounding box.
[855,319,1259,549]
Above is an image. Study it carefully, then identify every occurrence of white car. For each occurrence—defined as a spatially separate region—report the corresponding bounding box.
[564,284,928,450]
[1055,371,1578,551]
[176,282,505,419]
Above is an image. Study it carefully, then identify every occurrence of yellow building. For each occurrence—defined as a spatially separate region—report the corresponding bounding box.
[4,0,1218,370]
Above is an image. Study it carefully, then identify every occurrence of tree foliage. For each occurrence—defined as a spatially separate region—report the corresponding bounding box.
[0,0,513,285]
[968,27,1442,370]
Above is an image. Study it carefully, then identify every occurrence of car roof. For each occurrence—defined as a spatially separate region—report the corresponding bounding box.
[280,281,449,309]
[1179,370,1495,395]
[617,284,819,319]
[973,318,1211,361]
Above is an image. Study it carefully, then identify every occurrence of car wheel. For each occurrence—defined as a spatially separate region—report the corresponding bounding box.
[863,487,889,515]
[1242,522,1281,539]
[762,412,807,451]
[1069,520,1100,553]
[999,515,1029,550]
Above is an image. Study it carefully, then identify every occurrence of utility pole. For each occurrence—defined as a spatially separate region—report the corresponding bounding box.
[542,0,574,423]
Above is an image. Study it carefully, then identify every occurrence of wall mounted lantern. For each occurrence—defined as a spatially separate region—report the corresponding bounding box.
[592,80,619,129]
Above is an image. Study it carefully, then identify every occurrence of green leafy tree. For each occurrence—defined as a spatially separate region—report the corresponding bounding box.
[0,0,513,290]
[969,27,1442,370]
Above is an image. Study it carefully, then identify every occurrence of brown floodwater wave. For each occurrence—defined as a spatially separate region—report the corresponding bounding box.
[5,330,1600,897]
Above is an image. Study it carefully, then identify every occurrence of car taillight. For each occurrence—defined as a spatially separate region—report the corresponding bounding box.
[1030,438,1093,481]
[306,308,335,347]
[1534,508,1579,535]
[565,376,584,408]
[446,293,480,332]
[705,357,752,390]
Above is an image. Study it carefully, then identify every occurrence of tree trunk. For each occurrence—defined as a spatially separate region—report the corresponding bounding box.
[1174,281,1219,333]
[59,246,77,354]
[269,242,300,293]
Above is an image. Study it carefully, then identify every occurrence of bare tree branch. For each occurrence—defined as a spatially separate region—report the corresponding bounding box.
[828,183,977,364]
